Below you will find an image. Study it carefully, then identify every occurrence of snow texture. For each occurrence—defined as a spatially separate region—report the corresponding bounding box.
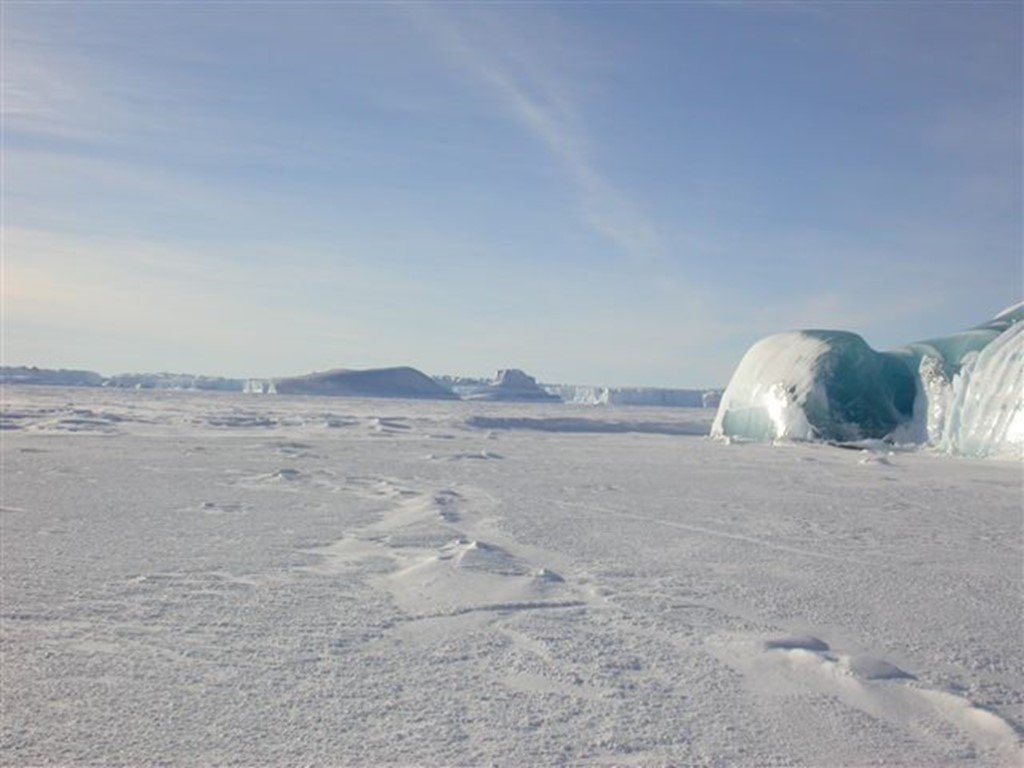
[712,305,1023,457]
[2,386,1021,766]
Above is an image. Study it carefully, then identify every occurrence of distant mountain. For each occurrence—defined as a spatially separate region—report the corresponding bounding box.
[275,366,458,400]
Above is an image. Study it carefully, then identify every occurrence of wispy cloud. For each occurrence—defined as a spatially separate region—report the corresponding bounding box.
[2,19,307,170]
[2,33,108,140]
[1,25,188,144]
[407,6,665,263]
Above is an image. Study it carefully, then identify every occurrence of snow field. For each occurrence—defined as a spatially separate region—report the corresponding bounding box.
[1,386,1021,766]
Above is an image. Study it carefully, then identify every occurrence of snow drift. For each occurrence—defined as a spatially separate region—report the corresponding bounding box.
[274,367,458,400]
[712,304,1023,458]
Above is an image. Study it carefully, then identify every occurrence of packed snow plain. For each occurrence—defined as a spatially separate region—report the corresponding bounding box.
[1,386,1022,767]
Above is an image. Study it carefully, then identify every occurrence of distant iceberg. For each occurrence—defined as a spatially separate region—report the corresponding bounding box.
[0,366,104,387]
[711,304,1023,458]
[275,367,458,400]
[455,369,561,402]
[103,371,244,391]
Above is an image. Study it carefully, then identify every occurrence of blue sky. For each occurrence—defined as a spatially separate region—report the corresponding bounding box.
[3,1,1020,386]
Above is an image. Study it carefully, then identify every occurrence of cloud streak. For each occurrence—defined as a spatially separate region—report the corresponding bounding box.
[409,6,665,263]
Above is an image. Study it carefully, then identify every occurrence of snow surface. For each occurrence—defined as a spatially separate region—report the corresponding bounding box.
[2,386,1022,766]
[712,307,1023,457]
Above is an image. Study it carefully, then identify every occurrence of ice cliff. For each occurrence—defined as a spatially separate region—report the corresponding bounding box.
[0,368,244,391]
[548,384,721,408]
[104,372,244,391]
[711,304,1023,458]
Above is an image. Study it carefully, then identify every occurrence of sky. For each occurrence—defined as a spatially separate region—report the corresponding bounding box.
[2,1,1021,387]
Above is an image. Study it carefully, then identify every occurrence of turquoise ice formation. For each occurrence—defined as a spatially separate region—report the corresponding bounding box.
[711,304,1023,458]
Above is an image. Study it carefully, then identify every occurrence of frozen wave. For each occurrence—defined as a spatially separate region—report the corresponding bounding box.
[710,330,915,443]
[928,318,1023,457]
[712,304,1023,458]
